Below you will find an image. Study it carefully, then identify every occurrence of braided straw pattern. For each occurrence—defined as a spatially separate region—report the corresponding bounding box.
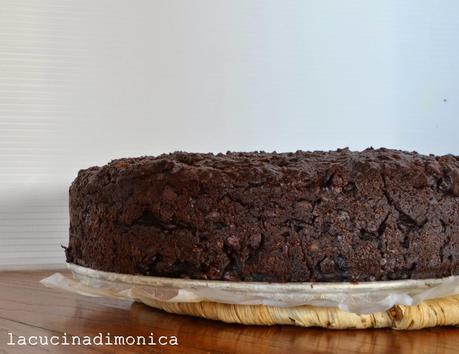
[139,295,459,330]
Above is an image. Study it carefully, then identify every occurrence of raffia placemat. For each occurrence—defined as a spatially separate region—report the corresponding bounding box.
[139,294,459,330]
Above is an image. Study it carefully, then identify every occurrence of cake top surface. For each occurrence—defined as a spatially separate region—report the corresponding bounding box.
[95,147,459,170]
[79,148,459,197]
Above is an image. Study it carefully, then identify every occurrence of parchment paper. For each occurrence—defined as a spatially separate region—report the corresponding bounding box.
[40,263,459,315]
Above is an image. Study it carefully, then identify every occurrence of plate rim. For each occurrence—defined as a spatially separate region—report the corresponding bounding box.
[67,262,454,294]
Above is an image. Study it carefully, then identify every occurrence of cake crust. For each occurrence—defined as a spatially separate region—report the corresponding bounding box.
[65,148,459,282]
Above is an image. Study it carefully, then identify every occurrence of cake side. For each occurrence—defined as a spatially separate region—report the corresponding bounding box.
[65,148,459,282]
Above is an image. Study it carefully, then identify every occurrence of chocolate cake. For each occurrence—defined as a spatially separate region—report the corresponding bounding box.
[65,148,459,282]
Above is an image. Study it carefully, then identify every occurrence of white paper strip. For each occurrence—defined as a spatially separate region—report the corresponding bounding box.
[40,263,459,315]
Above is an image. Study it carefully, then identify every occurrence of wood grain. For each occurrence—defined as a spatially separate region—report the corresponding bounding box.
[0,271,457,353]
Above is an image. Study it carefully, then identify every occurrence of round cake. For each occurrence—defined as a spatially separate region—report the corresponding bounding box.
[65,148,459,282]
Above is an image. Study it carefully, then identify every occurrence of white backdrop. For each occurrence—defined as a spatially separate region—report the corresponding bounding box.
[1,0,459,269]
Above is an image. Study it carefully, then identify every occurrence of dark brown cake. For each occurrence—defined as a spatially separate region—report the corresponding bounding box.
[65,148,459,282]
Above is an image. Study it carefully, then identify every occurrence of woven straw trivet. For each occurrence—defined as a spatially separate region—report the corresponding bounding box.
[139,295,459,330]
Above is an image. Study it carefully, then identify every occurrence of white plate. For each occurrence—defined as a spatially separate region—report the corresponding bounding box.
[53,263,459,314]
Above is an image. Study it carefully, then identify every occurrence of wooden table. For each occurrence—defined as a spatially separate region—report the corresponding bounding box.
[0,271,457,353]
